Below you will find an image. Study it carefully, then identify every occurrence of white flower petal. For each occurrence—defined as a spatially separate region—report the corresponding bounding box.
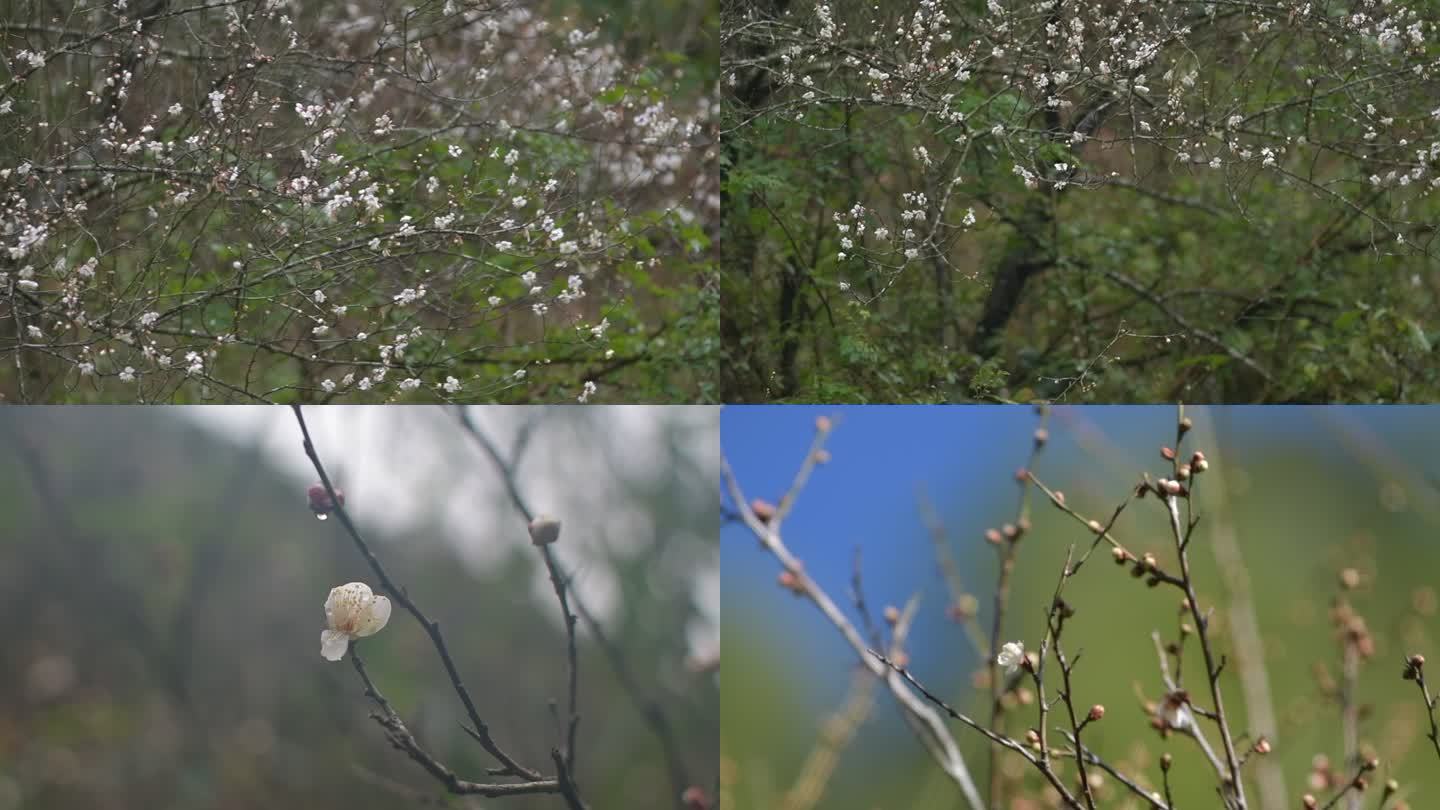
[355,594,391,637]
[321,629,351,661]
[997,640,1025,674]
[325,582,374,632]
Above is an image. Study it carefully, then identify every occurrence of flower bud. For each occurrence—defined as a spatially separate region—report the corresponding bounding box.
[1405,653,1426,680]
[1161,446,1176,460]
[778,570,803,594]
[528,515,561,546]
[1254,737,1271,755]
[1088,519,1104,534]
[883,605,901,624]
[815,416,832,433]
[1160,753,1173,772]
[681,786,711,810]
[1179,417,1193,434]
[812,449,831,464]
[1340,568,1361,590]
[1088,704,1105,722]
[751,499,777,522]
[1302,794,1318,809]
[307,483,345,518]
[1033,428,1049,447]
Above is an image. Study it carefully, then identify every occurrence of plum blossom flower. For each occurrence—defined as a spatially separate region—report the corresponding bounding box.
[321,582,392,661]
[1160,691,1192,730]
[997,640,1025,674]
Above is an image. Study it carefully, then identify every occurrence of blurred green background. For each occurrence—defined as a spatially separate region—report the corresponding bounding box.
[0,405,718,809]
[722,406,1440,809]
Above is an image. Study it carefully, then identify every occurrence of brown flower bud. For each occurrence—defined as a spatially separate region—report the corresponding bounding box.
[1161,446,1176,460]
[1302,795,1317,810]
[1015,467,1030,483]
[1088,704,1105,722]
[985,528,1004,545]
[1160,753,1173,772]
[1254,737,1271,755]
[751,499,777,522]
[1179,417,1193,434]
[1112,546,1129,564]
[528,515,561,546]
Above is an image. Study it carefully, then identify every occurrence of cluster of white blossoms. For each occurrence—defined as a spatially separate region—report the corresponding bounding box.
[0,0,707,401]
[735,0,1440,310]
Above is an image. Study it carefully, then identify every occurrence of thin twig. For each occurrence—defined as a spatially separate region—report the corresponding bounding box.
[453,407,582,775]
[721,423,984,810]
[869,651,1082,809]
[986,407,1049,809]
[347,646,561,797]
[1164,406,1246,810]
[291,405,540,781]
[1405,657,1440,763]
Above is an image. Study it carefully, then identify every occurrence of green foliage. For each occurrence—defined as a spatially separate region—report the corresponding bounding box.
[722,0,1440,403]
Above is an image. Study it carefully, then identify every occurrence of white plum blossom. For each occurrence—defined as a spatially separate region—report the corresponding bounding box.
[997,640,1025,674]
[399,377,421,391]
[320,582,392,661]
[577,380,597,403]
[443,375,462,393]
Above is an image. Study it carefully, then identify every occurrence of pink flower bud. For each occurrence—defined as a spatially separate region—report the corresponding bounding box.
[307,483,345,518]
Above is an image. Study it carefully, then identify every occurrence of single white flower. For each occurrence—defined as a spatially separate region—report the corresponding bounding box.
[997,640,1025,674]
[321,582,392,661]
[1160,692,1192,730]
